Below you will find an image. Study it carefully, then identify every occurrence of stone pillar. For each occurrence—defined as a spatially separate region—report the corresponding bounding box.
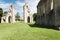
[5,15,9,23]
[10,5,15,23]
[23,2,33,23]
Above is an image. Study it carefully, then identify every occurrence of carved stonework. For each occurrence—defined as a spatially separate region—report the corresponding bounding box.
[23,2,33,23]
[1,5,15,23]
[36,0,60,30]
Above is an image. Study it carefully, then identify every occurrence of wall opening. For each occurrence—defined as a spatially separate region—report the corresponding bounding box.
[27,16,30,23]
[8,16,11,23]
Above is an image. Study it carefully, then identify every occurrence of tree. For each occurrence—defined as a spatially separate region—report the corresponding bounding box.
[0,8,3,18]
[0,8,3,23]
[3,11,8,16]
[33,13,37,22]
[15,12,20,21]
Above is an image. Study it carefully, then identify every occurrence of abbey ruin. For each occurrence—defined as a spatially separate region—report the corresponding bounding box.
[23,2,33,23]
[36,0,60,29]
[1,5,15,23]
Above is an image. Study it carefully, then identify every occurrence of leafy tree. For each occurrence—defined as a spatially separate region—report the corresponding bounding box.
[0,8,3,23]
[0,8,3,18]
[15,12,20,21]
[3,11,8,16]
[33,13,37,22]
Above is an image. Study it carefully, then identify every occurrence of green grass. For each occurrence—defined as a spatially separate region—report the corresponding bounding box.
[0,22,60,40]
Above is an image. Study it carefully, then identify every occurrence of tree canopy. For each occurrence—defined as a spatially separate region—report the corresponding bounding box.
[0,8,3,18]
[33,13,37,21]
[15,12,20,21]
[3,11,8,16]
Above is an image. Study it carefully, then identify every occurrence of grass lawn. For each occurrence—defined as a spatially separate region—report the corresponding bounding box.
[0,22,60,40]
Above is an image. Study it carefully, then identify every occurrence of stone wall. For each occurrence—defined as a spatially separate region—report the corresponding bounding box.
[1,5,15,23]
[36,0,55,26]
[54,0,60,26]
[23,3,33,23]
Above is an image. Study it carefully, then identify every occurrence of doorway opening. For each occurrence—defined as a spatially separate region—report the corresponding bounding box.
[8,16,11,23]
[27,16,30,23]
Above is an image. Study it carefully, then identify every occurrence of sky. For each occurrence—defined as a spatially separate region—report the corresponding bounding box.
[0,0,40,17]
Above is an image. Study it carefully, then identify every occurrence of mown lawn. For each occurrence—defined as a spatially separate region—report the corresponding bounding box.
[0,22,60,40]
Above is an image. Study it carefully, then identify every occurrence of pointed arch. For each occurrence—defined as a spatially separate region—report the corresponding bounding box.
[27,16,30,23]
[8,16,12,23]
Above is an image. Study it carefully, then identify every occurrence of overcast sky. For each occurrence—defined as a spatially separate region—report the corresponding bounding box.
[0,0,40,17]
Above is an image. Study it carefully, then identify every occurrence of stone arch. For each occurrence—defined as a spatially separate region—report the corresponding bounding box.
[27,16,30,23]
[3,19,5,22]
[8,16,12,23]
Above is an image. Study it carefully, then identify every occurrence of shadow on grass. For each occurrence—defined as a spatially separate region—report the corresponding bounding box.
[28,24,59,30]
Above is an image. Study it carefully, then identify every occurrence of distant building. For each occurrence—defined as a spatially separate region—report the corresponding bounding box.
[1,4,16,23]
[23,2,33,23]
[36,0,60,29]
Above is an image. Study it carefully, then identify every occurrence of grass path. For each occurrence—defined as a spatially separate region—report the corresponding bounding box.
[0,22,60,40]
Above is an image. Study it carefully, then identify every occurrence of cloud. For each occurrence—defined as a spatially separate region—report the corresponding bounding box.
[0,2,11,11]
[15,0,40,16]
[0,0,40,17]
[0,1,25,17]
[15,1,25,16]
[26,0,40,14]
[16,1,24,7]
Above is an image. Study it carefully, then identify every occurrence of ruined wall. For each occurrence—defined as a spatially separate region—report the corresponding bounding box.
[37,0,55,26]
[23,3,33,23]
[54,0,60,26]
